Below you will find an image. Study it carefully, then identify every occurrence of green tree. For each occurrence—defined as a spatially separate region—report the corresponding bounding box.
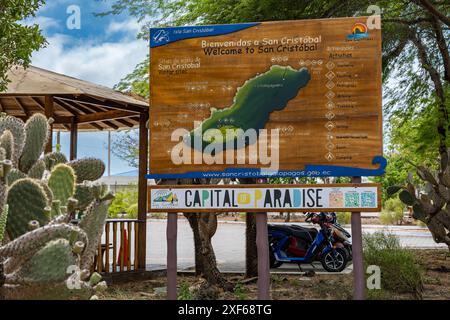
[0,0,47,91]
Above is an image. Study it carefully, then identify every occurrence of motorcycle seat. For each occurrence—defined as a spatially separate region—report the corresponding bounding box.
[288,226,317,242]
[268,224,317,242]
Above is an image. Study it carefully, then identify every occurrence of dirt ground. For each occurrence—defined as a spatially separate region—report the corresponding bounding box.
[98,250,450,300]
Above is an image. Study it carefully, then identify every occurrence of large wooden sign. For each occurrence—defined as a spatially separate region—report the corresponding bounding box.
[148,183,381,212]
[148,17,383,179]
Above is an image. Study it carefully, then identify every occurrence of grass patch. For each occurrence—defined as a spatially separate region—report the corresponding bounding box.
[233,282,248,300]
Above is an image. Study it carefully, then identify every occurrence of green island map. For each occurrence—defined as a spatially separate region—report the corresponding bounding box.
[184,65,311,151]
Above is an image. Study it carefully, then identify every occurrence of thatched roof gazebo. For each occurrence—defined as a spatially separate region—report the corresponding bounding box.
[0,66,149,271]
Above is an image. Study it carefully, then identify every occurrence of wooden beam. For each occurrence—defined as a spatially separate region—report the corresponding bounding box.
[77,110,134,124]
[30,96,45,110]
[45,95,54,153]
[0,99,4,111]
[70,117,78,160]
[137,111,149,270]
[54,98,84,115]
[115,118,135,128]
[25,97,72,124]
[13,97,29,117]
[53,115,73,123]
[56,95,145,113]
[101,120,119,130]
[55,98,115,130]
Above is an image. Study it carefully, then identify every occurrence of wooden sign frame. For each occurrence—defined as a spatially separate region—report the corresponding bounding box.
[148,16,383,179]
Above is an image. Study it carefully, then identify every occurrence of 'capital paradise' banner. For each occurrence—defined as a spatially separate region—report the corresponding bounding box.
[148,184,380,212]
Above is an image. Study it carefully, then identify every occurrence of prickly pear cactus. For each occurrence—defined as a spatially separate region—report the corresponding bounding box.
[69,158,105,183]
[0,113,114,299]
[389,149,450,249]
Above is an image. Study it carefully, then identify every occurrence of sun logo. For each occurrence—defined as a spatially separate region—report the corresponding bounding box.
[347,22,369,40]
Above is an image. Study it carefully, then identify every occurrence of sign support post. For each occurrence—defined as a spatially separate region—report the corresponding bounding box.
[167,211,178,300]
[351,176,365,300]
[256,212,270,299]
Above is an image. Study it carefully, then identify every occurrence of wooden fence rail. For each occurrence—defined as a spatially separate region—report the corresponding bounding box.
[94,219,141,273]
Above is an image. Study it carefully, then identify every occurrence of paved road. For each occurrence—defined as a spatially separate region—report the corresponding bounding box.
[143,219,446,273]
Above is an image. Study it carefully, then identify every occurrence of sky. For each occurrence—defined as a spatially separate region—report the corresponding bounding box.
[24,0,148,175]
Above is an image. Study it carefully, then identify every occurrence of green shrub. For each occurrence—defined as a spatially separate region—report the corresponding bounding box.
[379,210,404,225]
[380,198,405,225]
[108,190,138,218]
[126,203,138,219]
[178,282,194,300]
[336,212,351,224]
[363,232,423,297]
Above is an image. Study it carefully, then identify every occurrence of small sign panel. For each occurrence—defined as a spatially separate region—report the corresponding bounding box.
[148,184,381,212]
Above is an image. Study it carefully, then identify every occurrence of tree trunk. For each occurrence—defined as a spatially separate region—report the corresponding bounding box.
[245,212,258,278]
[183,213,204,275]
[196,213,233,290]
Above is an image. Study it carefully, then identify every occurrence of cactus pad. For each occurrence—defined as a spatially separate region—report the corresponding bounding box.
[68,158,105,183]
[0,115,25,165]
[43,152,68,171]
[19,114,50,173]
[48,164,76,207]
[0,130,14,161]
[73,182,95,210]
[28,159,46,179]
[5,168,26,185]
[6,178,49,239]
[18,239,77,283]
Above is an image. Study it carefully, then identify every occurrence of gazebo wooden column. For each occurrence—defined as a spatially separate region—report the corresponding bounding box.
[137,110,149,270]
[70,117,78,160]
[44,95,54,153]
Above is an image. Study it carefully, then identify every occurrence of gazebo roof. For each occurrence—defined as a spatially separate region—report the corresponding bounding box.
[0,66,148,131]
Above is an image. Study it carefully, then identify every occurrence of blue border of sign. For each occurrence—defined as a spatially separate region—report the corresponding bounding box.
[145,155,386,179]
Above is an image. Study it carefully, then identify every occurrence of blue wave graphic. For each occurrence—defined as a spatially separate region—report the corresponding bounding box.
[346,33,369,40]
[146,156,387,179]
[150,23,259,48]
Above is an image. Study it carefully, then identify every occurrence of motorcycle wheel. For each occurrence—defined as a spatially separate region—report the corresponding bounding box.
[269,247,283,269]
[320,248,348,272]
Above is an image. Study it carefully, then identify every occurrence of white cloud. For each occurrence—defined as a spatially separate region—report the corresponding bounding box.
[106,19,141,36]
[22,16,60,31]
[31,34,148,88]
